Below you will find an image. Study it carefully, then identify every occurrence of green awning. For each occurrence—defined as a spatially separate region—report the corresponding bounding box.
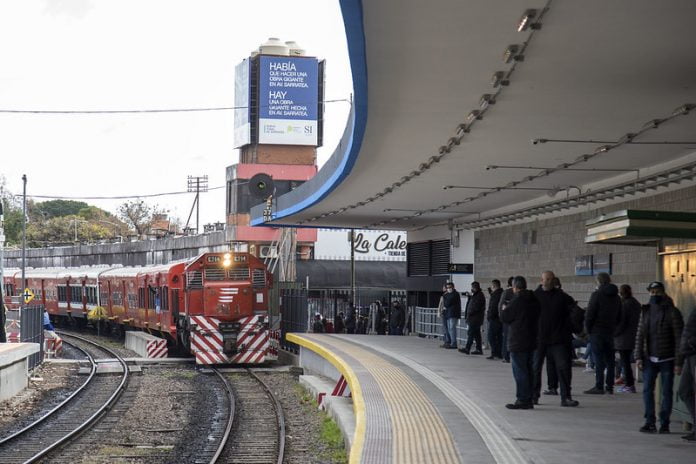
[585,210,696,246]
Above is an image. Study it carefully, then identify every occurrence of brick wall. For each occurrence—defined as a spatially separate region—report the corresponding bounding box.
[474,184,696,306]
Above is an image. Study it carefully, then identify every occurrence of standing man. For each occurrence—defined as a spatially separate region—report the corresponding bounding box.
[533,271,579,407]
[678,307,696,442]
[635,281,684,434]
[502,276,541,409]
[486,280,504,360]
[460,282,485,355]
[441,281,461,349]
[499,277,515,363]
[389,300,405,335]
[584,272,622,395]
[614,284,641,393]
[344,303,356,334]
[439,284,450,348]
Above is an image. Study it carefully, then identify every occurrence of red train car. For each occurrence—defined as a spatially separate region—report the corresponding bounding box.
[2,252,278,365]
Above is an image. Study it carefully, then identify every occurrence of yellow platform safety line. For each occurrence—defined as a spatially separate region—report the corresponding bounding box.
[321,337,460,464]
[286,333,366,464]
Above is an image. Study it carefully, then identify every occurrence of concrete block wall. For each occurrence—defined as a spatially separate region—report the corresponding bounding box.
[474,184,696,307]
[3,230,232,269]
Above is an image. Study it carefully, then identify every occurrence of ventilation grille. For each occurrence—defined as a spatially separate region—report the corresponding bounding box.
[228,267,250,281]
[252,269,266,288]
[187,271,203,289]
[204,268,226,281]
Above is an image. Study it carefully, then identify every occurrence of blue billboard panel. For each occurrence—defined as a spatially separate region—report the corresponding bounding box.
[258,56,319,145]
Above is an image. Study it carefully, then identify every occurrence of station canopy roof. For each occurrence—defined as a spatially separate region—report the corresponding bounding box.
[251,0,696,231]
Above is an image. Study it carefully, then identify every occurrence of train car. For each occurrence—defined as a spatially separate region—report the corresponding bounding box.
[2,252,278,365]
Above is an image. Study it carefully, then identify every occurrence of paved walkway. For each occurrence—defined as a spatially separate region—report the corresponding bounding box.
[293,333,694,464]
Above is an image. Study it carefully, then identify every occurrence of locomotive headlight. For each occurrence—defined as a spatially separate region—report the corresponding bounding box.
[224,253,231,260]
[223,258,232,268]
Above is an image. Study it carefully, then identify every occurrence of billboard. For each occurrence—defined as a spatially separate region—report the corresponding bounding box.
[233,58,251,148]
[258,55,319,145]
[314,229,407,261]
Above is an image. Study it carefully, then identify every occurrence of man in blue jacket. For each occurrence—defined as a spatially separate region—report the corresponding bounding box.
[441,281,461,349]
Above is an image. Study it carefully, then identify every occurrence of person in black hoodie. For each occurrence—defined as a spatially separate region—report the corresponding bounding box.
[635,282,684,434]
[614,284,641,393]
[678,307,696,442]
[344,303,356,334]
[389,300,405,335]
[584,272,622,394]
[486,280,504,360]
[460,282,486,354]
[499,277,515,363]
[533,271,579,407]
[501,276,540,409]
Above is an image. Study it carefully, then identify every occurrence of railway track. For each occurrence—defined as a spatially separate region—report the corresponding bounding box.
[213,369,286,464]
[0,332,129,464]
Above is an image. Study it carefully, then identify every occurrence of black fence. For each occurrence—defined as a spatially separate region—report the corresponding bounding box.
[279,287,308,353]
[4,305,45,370]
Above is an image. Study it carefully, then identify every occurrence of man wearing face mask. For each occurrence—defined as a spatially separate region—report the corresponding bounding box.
[441,281,461,349]
[461,282,486,355]
[634,281,684,434]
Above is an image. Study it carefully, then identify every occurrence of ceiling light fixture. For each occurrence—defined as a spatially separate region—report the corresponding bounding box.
[503,44,523,63]
[518,9,539,32]
[479,94,495,110]
[491,71,510,87]
[443,185,566,191]
[486,164,639,173]
[465,110,482,124]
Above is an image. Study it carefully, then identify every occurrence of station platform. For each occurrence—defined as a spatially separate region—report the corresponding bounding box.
[288,333,694,464]
[0,343,40,401]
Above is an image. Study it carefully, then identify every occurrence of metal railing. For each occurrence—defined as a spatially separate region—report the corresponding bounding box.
[4,305,46,370]
[414,306,479,349]
[279,286,308,353]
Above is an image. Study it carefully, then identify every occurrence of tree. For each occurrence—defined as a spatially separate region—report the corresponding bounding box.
[0,176,24,246]
[118,200,165,237]
[34,199,89,219]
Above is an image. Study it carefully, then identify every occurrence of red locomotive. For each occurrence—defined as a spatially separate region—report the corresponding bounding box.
[2,252,278,365]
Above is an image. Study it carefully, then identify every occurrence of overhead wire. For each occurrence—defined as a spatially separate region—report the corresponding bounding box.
[26,186,225,200]
[0,98,351,115]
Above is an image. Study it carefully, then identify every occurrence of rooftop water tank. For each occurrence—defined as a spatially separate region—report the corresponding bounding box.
[259,37,289,56]
[285,41,305,56]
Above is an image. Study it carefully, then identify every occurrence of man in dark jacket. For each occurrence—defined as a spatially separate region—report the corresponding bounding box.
[486,280,504,360]
[678,308,696,442]
[584,272,622,394]
[499,277,515,363]
[334,312,345,334]
[312,314,324,333]
[533,271,579,407]
[502,276,541,409]
[460,282,485,354]
[635,281,684,434]
[389,301,405,335]
[344,304,356,334]
[614,284,641,393]
[442,281,461,349]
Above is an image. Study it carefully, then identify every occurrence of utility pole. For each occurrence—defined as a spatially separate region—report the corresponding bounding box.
[0,199,5,343]
[185,175,208,234]
[21,174,27,309]
[350,229,356,306]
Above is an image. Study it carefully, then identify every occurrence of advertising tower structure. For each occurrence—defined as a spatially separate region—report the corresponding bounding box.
[227,38,324,261]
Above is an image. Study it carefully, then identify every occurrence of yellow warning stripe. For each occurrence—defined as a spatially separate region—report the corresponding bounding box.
[286,333,366,464]
[324,337,460,464]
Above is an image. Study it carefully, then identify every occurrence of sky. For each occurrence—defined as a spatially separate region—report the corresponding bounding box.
[0,0,352,228]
